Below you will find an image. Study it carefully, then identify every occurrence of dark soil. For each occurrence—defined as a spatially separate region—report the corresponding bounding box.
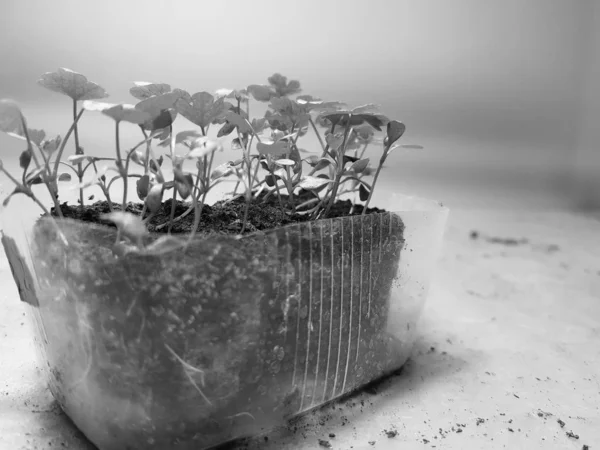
[50,190,385,236]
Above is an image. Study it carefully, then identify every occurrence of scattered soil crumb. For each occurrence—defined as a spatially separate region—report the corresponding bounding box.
[486,236,529,246]
[566,431,579,440]
[384,429,398,438]
[423,438,430,444]
[318,439,332,448]
[508,428,514,433]
[368,441,376,446]
[537,410,552,418]
[558,419,566,428]
[582,445,589,450]
[328,433,336,438]
[476,418,485,426]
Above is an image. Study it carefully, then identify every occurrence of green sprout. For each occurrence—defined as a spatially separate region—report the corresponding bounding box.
[0,67,421,254]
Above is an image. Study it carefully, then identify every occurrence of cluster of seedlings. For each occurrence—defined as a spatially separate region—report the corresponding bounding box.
[0,68,420,250]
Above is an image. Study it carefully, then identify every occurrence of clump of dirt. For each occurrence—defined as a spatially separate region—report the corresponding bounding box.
[384,429,398,438]
[469,230,528,246]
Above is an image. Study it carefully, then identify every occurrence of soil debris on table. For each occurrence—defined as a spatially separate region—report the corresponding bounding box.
[566,430,580,439]
[384,429,398,438]
[537,410,553,419]
[318,438,332,448]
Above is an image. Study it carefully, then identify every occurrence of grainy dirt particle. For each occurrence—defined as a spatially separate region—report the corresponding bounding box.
[476,418,485,426]
[384,429,398,438]
[566,431,579,440]
[318,439,332,448]
[558,419,566,428]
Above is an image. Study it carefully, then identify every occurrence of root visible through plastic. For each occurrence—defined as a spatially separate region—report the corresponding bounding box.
[164,343,212,406]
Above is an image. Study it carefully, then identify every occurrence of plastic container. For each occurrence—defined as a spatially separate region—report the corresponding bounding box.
[1,195,449,450]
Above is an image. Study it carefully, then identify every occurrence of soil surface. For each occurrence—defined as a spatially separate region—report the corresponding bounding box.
[49,191,385,235]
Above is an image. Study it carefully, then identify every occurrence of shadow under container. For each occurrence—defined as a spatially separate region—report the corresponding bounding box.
[1,195,449,450]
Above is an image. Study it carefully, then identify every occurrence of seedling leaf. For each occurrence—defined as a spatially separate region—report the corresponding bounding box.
[130,82,171,100]
[58,173,71,182]
[25,166,46,185]
[41,135,62,154]
[349,158,370,173]
[176,130,204,145]
[274,158,295,167]
[136,175,150,200]
[297,176,332,190]
[27,129,46,146]
[19,150,32,170]
[257,141,289,158]
[251,117,267,133]
[217,122,236,137]
[314,158,333,171]
[385,120,406,147]
[326,133,344,151]
[82,101,151,124]
[264,174,277,187]
[268,73,301,97]
[351,104,380,114]
[359,183,370,201]
[211,163,234,181]
[175,92,229,129]
[3,185,30,207]
[224,111,253,134]
[215,88,249,103]
[145,183,164,213]
[38,68,108,101]
[247,84,274,102]
[0,99,25,137]
[174,171,194,199]
[67,154,97,164]
[321,111,388,131]
[136,91,182,115]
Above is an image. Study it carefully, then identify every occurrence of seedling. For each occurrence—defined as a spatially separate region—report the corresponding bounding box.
[0,68,422,252]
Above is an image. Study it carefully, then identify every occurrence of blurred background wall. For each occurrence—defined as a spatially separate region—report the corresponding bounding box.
[0,0,598,210]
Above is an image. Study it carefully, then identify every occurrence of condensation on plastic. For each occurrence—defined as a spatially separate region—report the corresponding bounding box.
[0,195,448,450]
